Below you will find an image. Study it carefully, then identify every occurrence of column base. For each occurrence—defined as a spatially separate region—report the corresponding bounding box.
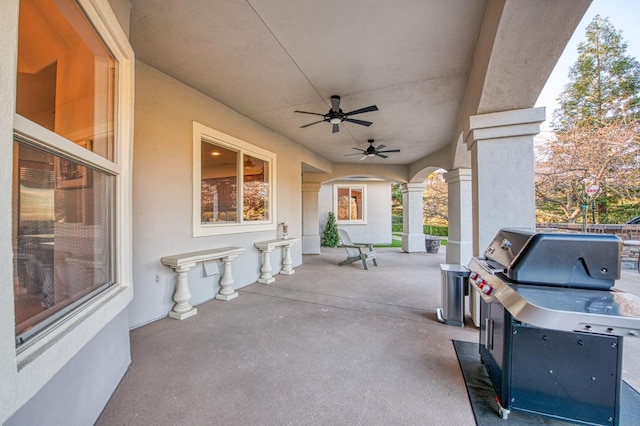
[402,233,427,253]
[169,307,198,320]
[216,292,238,301]
[280,269,295,276]
[302,235,321,254]
[444,240,473,264]
[258,277,275,284]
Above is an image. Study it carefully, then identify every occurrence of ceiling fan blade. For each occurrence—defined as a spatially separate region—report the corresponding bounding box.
[332,123,340,133]
[375,144,386,151]
[344,118,372,127]
[294,110,325,116]
[377,149,401,153]
[359,155,368,161]
[330,96,341,113]
[300,120,325,128]
[344,152,364,156]
[351,147,363,151]
[376,153,389,159]
[345,105,378,116]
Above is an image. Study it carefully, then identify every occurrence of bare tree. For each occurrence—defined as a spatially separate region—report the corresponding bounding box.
[423,170,448,231]
[535,120,640,223]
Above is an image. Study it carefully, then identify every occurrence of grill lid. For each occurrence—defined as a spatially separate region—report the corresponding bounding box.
[483,228,622,290]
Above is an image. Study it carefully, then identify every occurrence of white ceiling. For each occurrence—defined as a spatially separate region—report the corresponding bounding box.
[128,0,589,169]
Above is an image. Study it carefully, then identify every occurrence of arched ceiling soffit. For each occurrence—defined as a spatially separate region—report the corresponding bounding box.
[410,166,443,184]
[323,175,405,185]
[453,0,590,142]
[477,0,591,115]
[304,163,409,185]
[408,144,449,182]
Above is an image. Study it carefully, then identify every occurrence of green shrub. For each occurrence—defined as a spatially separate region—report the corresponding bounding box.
[392,224,449,235]
[424,225,448,236]
[322,212,340,247]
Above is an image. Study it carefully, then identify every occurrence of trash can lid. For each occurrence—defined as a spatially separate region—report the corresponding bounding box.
[439,264,469,274]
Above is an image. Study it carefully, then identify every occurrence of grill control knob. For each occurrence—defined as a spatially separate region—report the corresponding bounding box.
[481,284,495,296]
[469,271,479,281]
[477,279,494,295]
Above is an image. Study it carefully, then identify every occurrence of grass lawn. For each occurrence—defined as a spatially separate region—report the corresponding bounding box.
[375,234,447,248]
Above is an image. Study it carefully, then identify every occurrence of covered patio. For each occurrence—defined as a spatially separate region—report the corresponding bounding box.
[6,1,635,424]
[95,247,640,425]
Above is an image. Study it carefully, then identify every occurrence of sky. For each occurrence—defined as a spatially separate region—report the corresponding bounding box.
[534,0,640,134]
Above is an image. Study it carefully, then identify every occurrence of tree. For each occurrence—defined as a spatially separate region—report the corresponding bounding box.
[391,183,403,228]
[422,170,448,233]
[322,212,340,247]
[535,121,640,223]
[536,15,640,224]
[553,16,640,131]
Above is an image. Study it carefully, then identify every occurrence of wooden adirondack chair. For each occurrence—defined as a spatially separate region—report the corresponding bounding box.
[337,229,378,270]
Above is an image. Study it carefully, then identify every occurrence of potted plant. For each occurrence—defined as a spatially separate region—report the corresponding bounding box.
[425,235,441,253]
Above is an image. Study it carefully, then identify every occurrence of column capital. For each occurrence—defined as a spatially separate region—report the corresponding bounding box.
[465,107,545,149]
[401,182,425,193]
[301,182,322,192]
[443,168,472,184]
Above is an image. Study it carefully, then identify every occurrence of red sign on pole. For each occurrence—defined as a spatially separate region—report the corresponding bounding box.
[586,184,600,196]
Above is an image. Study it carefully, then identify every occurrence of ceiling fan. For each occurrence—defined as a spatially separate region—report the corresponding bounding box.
[345,139,400,160]
[295,95,378,133]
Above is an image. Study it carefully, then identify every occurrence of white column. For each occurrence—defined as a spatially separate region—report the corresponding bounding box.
[216,254,239,301]
[168,263,198,320]
[444,169,473,265]
[466,107,544,253]
[301,182,321,254]
[465,107,544,327]
[401,182,426,253]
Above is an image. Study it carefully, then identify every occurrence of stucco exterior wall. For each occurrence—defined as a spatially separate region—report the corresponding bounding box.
[6,311,131,425]
[129,62,329,328]
[318,181,392,245]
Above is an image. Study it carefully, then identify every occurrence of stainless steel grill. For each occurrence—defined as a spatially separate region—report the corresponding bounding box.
[467,228,640,425]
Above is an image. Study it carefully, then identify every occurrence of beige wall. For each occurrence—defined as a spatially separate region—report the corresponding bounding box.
[129,62,330,327]
[318,180,392,245]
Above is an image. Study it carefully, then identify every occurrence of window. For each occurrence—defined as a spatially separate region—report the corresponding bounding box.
[12,0,132,352]
[335,185,366,223]
[13,140,113,345]
[194,122,276,236]
[16,0,116,160]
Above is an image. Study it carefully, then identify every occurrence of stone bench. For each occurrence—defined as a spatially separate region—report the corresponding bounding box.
[161,247,244,320]
[254,238,300,283]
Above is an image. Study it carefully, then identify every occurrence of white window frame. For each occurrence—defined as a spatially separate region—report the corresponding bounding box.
[334,184,367,224]
[193,122,277,236]
[4,0,134,411]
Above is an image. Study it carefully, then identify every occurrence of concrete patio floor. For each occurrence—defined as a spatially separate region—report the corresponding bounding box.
[96,246,640,425]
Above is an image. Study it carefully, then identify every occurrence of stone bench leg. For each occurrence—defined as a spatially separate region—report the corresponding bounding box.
[258,249,275,283]
[280,243,295,275]
[168,263,198,320]
[216,255,239,300]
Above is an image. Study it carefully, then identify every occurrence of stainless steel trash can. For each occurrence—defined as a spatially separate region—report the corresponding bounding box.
[437,264,469,327]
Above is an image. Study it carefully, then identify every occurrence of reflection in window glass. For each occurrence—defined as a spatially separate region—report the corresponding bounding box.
[336,186,364,222]
[243,155,269,221]
[13,141,113,345]
[201,142,238,223]
[16,0,116,161]
[337,187,350,220]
